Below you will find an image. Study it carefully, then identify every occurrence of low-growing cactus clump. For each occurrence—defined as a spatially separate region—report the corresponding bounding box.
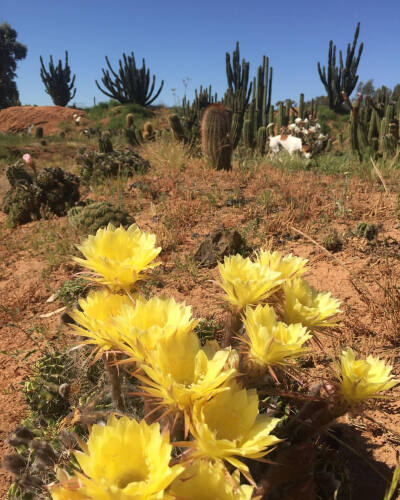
[67,201,135,234]
[1,162,80,227]
[76,149,150,184]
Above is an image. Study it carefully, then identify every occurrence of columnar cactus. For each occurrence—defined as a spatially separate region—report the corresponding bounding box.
[277,102,284,134]
[317,23,363,111]
[299,93,305,119]
[243,119,254,149]
[40,51,76,107]
[201,104,232,171]
[225,42,252,105]
[257,126,267,156]
[95,51,164,106]
[254,56,273,129]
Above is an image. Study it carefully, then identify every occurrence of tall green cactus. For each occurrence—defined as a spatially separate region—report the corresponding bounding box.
[201,104,232,171]
[95,51,164,106]
[277,102,284,134]
[40,51,76,107]
[257,126,267,156]
[284,99,291,126]
[268,105,274,134]
[225,42,252,105]
[224,87,247,149]
[242,119,254,149]
[299,93,305,119]
[317,23,363,111]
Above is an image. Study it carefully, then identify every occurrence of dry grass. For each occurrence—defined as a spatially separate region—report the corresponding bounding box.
[138,134,192,176]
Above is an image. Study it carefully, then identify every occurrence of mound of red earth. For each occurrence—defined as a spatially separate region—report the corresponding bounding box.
[0,106,86,135]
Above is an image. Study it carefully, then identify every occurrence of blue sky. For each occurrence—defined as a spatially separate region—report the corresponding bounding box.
[2,0,400,108]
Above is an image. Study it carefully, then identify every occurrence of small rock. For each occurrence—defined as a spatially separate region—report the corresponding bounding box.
[194,228,247,268]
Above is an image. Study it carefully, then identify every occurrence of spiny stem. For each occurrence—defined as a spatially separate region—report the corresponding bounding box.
[103,353,124,411]
[223,309,242,347]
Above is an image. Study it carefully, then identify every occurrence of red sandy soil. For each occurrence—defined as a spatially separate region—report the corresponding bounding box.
[0,106,86,135]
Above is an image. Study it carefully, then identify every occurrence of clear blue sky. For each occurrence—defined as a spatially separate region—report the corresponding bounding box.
[2,0,400,108]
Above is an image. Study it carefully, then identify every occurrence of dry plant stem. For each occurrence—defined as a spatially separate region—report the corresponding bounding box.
[223,309,242,347]
[370,156,389,193]
[103,353,124,412]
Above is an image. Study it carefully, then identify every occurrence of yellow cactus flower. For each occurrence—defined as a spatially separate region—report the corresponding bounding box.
[188,381,281,472]
[217,255,283,310]
[138,331,237,413]
[70,289,133,354]
[168,459,254,499]
[336,348,399,405]
[256,249,308,281]
[282,278,341,329]
[58,415,184,500]
[243,304,312,366]
[113,297,199,362]
[74,224,161,291]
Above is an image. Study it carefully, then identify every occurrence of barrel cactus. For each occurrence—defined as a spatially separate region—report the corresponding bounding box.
[67,201,135,234]
[125,113,134,128]
[169,114,186,142]
[200,103,232,171]
[143,121,155,140]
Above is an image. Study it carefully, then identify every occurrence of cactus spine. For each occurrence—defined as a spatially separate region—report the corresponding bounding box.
[201,104,232,171]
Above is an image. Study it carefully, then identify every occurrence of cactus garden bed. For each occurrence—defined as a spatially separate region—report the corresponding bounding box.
[0,106,399,499]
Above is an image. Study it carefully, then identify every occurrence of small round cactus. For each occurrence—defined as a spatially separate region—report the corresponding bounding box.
[125,113,134,128]
[143,121,155,140]
[67,201,135,234]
